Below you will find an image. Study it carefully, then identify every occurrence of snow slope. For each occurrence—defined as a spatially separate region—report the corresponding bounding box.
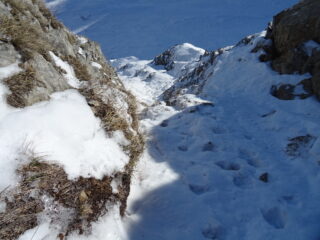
[45,0,298,59]
[0,63,129,190]
[111,33,320,240]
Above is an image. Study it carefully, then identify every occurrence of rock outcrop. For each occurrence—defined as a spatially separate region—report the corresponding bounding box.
[0,0,143,239]
[265,0,320,97]
[153,43,206,72]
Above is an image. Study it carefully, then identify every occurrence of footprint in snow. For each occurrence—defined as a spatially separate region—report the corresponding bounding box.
[215,161,240,171]
[202,223,225,239]
[233,173,253,188]
[178,145,188,152]
[279,195,296,205]
[202,142,215,152]
[211,127,226,135]
[261,207,287,229]
[238,149,261,168]
[188,184,210,195]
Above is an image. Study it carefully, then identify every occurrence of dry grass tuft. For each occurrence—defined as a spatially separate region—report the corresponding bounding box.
[36,0,63,29]
[4,0,63,30]
[0,146,127,239]
[0,16,52,61]
[4,65,43,108]
[62,55,91,81]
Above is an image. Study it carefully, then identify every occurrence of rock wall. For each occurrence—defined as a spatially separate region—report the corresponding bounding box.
[266,0,320,97]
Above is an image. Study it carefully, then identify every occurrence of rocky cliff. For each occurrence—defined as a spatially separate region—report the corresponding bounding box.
[265,0,320,97]
[0,0,143,239]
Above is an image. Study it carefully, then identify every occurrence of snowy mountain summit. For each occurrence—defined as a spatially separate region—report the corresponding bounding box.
[0,0,320,239]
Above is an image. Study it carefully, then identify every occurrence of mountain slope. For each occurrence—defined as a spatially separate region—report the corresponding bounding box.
[109,0,320,236]
[114,31,320,240]
[1,0,319,239]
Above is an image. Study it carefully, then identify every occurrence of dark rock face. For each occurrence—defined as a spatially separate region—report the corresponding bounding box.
[271,0,320,56]
[266,0,320,97]
[153,48,175,71]
[270,78,313,100]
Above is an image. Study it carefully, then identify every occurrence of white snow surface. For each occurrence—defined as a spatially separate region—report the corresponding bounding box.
[91,61,103,69]
[45,0,298,58]
[169,43,205,62]
[111,57,175,105]
[0,65,129,190]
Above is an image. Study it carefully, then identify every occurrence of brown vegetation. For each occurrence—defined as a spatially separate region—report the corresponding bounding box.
[61,55,91,81]
[3,65,43,108]
[0,148,129,239]
[0,16,52,61]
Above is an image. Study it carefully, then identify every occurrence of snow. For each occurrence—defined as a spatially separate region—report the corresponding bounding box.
[91,61,102,69]
[18,222,57,240]
[47,0,298,59]
[0,62,21,79]
[112,33,320,240]
[0,201,6,213]
[68,204,129,240]
[111,57,175,105]
[169,43,205,62]
[303,40,320,56]
[78,36,88,44]
[49,51,81,88]
[112,130,130,147]
[5,0,320,238]
[293,83,308,95]
[0,68,130,191]
[78,47,85,57]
